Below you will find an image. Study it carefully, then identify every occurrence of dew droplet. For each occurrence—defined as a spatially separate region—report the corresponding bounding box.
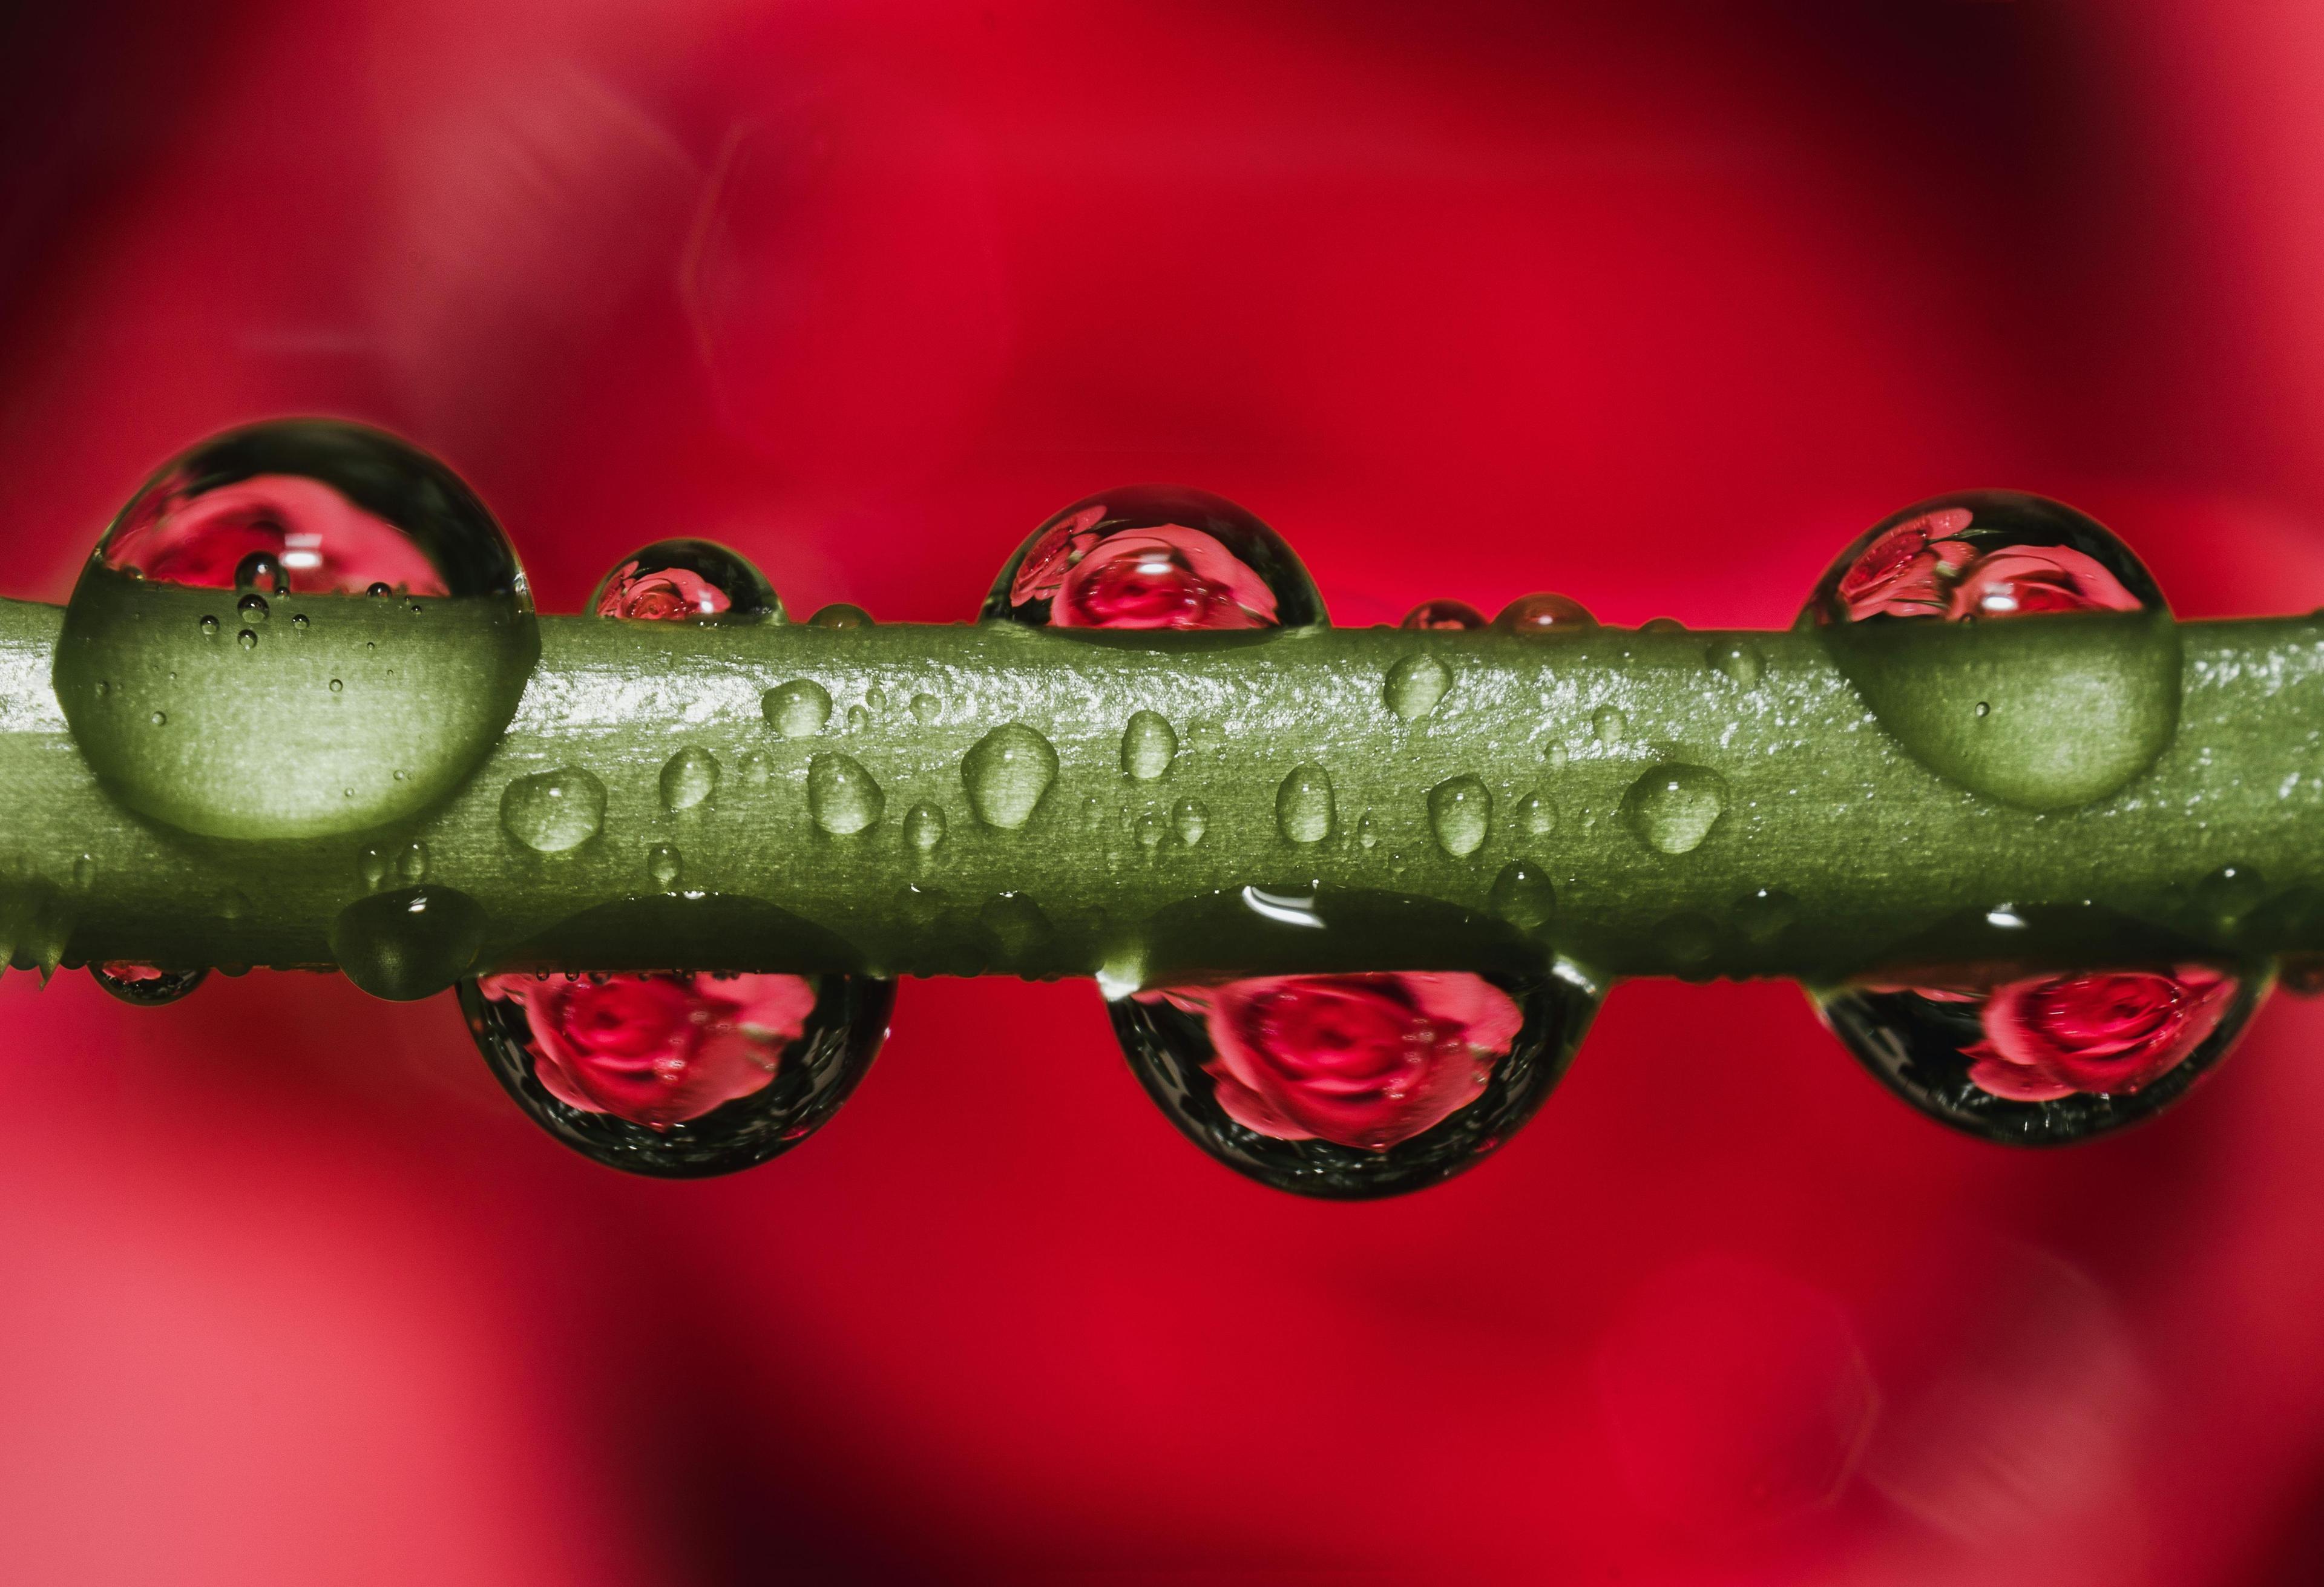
[199,614,219,638]
[1708,641,1762,688]
[904,801,948,856]
[290,612,309,631]
[460,970,893,1176]
[237,592,269,624]
[962,724,1059,829]
[234,551,287,596]
[809,602,873,629]
[501,767,608,853]
[808,753,884,835]
[329,677,343,693]
[1400,599,1487,631]
[1276,764,1335,844]
[1135,812,1169,854]
[1512,790,1556,838]
[1734,888,1799,944]
[359,846,388,890]
[647,843,684,890]
[1357,811,1380,849]
[865,686,887,713]
[148,711,166,726]
[396,840,430,885]
[847,705,870,733]
[91,963,208,1007]
[236,628,258,650]
[660,745,721,813]
[762,679,832,738]
[1813,965,2260,1144]
[1172,797,1209,846]
[1384,654,1452,723]
[1623,763,1728,855]
[1494,593,1597,634]
[330,884,487,1001]
[1426,774,1492,858]
[70,853,95,890]
[735,749,772,786]
[1489,861,1557,933]
[909,693,939,724]
[983,486,1325,630]
[591,539,780,623]
[1121,710,1178,780]
[979,893,1053,960]
[1640,616,1687,634]
[1594,706,1628,745]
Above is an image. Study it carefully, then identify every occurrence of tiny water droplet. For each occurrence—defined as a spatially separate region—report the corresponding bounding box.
[1544,743,1568,771]
[1975,700,1991,717]
[1400,599,1487,631]
[592,539,779,621]
[1136,812,1169,853]
[237,592,269,624]
[1276,764,1334,844]
[1384,654,1452,723]
[1592,706,1626,745]
[660,745,721,812]
[501,767,608,853]
[234,551,287,596]
[1358,811,1380,848]
[904,802,947,855]
[1641,616,1687,633]
[1709,641,1762,687]
[735,749,771,785]
[148,711,166,726]
[397,840,430,884]
[199,615,219,637]
[1172,797,1209,846]
[329,677,343,692]
[290,612,309,631]
[359,846,388,890]
[847,704,869,733]
[237,628,258,650]
[763,680,832,738]
[909,693,939,724]
[646,844,683,890]
[1488,860,1556,932]
[71,853,95,890]
[1623,763,1728,855]
[1426,775,1492,858]
[1513,790,1556,838]
[367,582,393,598]
[808,753,884,835]
[962,724,1059,829]
[1734,887,1798,944]
[864,686,887,713]
[1121,711,1178,780]
[809,602,874,628]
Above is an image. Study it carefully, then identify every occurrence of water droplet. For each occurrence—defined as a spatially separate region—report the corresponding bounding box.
[983,486,1325,629]
[1734,888,1798,944]
[1654,913,1720,970]
[1276,764,1334,844]
[1512,790,1556,838]
[1623,763,1728,855]
[358,845,388,889]
[809,602,874,629]
[1593,706,1626,745]
[1357,811,1380,848]
[647,844,683,890]
[864,686,887,713]
[660,745,721,813]
[1136,812,1168,853]
[2196,862,2269,938]
[501,767,608,853]
[290,612,309,631]
[70,854,95,890]
[980,893,1052,959]
[1121,711,1178,780]
[846,704,870,733]
[808,753,884,835]
[904,802,947,856]
[1400,599,1486,631]
[396,840,430,885]
[1384,654,1452,723]
[367,582,393,598]
[762,680,832,738]
[330,884,487,1000]
[199,614,219,637]
[1494,593,1597,634]
[1806,491,2180,810]
[1172,797,1209,846]
[1813,965,2261,1143]
[734,749,771,786]
[909,693,939,724]
[962,724,1059,829]
[1426,775,1492,858]
[591,539,780,622]
[91,963,207,1006]
[329,677,343,693]
[460,970,893,1175]
[1640,616,1687,634]
[1708,641,1762,687]
[55,419,538,840]
[148,711,166,727]
[1111,970,1595,1197]
[1488,861,1556,933]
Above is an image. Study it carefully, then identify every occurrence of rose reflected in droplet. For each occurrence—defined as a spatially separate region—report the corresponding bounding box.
[104,472,448,594]
[1960,966,2238,1103]
[595,561,734,621]
[1831,505,2140,623]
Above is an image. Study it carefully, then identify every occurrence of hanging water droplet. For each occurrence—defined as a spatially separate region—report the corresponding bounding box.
[660,746,721,813]
[647,843,683,890]
[808,753,884,835]
[962,724,1059,829]
[809,602,874,628]
[91,963,208,1006]
[1623,763,1728,855]
[979,893,1052,959]
[1121,711,1178,780]
[1384,654,1452,723]
[199,614,219,638]
[396,840,430,885]
[330,884,487,1000]
[1426,775,1492,858]
[1813,965,2262,1144]
[501,767,608,853]
[904,801,947,856]
[909,692,939,724]
[1512,790,1556,838]
[236,628,258,650]
[1488,861,1557,933]
[1494,593,1597,634]
[984,486,1326,630]
[1709,641,1762,688]
[762,679,832,738]
[1111,969,1596,1197]
[460,970,893,1176]
[591,539,780,622]
[1400,599,1487,631]
[1276,764,1334,844]
[1734,888,1798,944]
[1172,797,1209,846]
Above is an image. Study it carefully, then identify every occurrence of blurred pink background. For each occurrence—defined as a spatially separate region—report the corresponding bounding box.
[5,2,2324,1581]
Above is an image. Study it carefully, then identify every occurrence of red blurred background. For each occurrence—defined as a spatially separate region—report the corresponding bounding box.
[4,2,2324,1581]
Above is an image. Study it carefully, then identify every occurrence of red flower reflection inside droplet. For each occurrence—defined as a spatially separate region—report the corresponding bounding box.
[474,972,817,1129]
[1832,507,2139,623]
[1960,965,2237,1103]
[594,561,732,621]
[103,473,448,595]
[1400,598,1488,631]
[1138,972,1525,1150]
[1009,505,1107,606]
[1946,545,2142,620]
[1047,524,1280,630]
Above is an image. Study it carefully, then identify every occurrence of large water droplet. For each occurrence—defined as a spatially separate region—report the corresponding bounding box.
[1400,599,1486,631]
[330,884,487,1000]
[1426,775,1492,857]
[90,963,207,1006]
[1495,593,1597,634]
[1622,763,1727,855]
[763,679,832,738]
[660,746,721,813]
[982,486,1325,630]
[1120,711,1178,780]
[54,420,537,840]
[501,767,608,853]
[809,753,884,835]
[1384,654,1452,723]
[1806,491,2181,810]
[1276,764,1335,844]
[1813,964,2262,1144]
[962,724,1058,829]
[591,539,781,623]
[1488,861,1556,933]
[460,971,892,1177]
[1111,970,1597,1198]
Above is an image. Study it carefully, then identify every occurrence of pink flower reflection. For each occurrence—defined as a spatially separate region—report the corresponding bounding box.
[1019,520,1279,629]
[105,473,448,594]
[1832,505,2141,622]
[594,561,733,620]
[1961,966,2236,1103]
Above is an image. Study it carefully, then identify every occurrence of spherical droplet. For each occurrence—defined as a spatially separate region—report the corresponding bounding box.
[91,963,207,1007]
[1400,599,1486,631]
[330,884,488,1001]
[808,753,884,835]
[1136,812,1169,853]
[1592,706,1626,745]
[460,970,893,1177]
[1426,775,1492,858]
[909,692,940,725]
[1709,641,1762,688]
[1488,861,1557,933]
[904,801,948,856]
[1384,654,1452,724]
[328,677,343,693]
[1813,965,2262,1144]
[501,767,608,853]
[1513,790,1557,838]
[199,614,220,638]
[846,705,870,734]
[647,844,684,890]
[660,745,721,813]
[56,419,537,840]
[809,602,874,629]
[591,539,780,623]
[1172,797,1209,846]
[763,679,832,738]
[1276,764,1335,844]
[1121,710,1178,780]
[962,724,1059,829]
[1623,763,1728,855]
[1357,811,1380,849]
[1494,593,1597,635]
[983,486,1325,631]
[1111,970,1596,1197]
[1805,491,2179,811]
